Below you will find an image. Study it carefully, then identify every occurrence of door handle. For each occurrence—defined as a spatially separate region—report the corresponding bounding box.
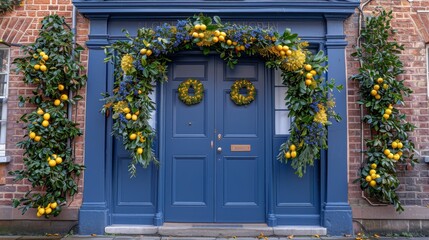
[217,147,222,153]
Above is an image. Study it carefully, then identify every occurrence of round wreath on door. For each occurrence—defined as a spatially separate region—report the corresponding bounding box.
[178,79,204,105]
[230,79,255,106]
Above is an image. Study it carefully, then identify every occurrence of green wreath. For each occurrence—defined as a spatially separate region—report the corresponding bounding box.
[230,79,256,106]
[178,79,204,105]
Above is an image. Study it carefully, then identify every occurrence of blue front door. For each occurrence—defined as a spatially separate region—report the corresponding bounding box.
[164,55,266,222]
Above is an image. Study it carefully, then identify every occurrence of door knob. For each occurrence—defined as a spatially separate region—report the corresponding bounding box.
[217,147,222,153]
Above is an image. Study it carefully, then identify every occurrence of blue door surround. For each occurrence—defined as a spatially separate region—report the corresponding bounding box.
[74,0,359,236]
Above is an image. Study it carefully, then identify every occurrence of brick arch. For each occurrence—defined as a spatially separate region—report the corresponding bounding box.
[411,13,429,43]
[0,17,34,44]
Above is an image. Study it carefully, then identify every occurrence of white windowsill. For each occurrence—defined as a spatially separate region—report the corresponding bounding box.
[0,156,10,163]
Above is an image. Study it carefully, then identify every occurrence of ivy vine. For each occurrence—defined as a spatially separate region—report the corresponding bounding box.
[9,15,87,217]
[351,9,417,211]
[0,0,21,15]
[102,14,341,177]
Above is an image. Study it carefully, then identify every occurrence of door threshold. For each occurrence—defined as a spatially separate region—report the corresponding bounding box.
[105,223,327,237]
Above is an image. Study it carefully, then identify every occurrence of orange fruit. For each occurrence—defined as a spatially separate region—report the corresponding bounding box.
[305,79,312,86]
[383,84,388,90]
[285,151,291,159]
[388,104,393,109]
[376,174,381,179]
[304,64,312,71]
[45,207,52,214]
[123,107,130,114]
[54,99,61,106]
[282,45,289,51]
[276,45,283,51]
[192,32,198,38]
[385,109,392,115]
[42,55,49,61]
[387,153,394,159]
[40,65,47,72]
[306,73,313,79]
[37,108,44,115]
[58,84,65,91]
[37,212,42,217]
[34,136,41,142]
[384,149,391,155]
[38,208,45,215]
[370,180,377,187]
[129,133,137,140]
[200,24,207,31]
[50,202,58,209]
[60,94,68,101]
[49,160,56,167]
[137,147,143,154]
[214,30,220,36]
[370,163,377,169]
[39,51,46,56]
[365,176,372,182]
[289,144,296,151]
[42,120,49,127]
[220,31,226,37]
[370,90,377,96]
[310,70,317,76]
[291,151,297,158]
[391,141,398,149]
[212,37,219,43]
[29,132,36,139]
[140,48,147,55]
[55,157,63,164]
[369,169,376,175]
[131,115,138,121]
[198,33,204,38]
[397,142,403,149]
[218,36,225,42]
[125,113,132,120]
[377,78,383,84]
[43,113,50,120]
[286,50,292,56]
[370,173,377,179]
[373,84,380,90]
[383,114,389,120]
[34,64,41,70]
[146,50,152,57]
[194,24,201,30]
[393,154,400,161]
[375,94,381,100]
[227,40,232,45]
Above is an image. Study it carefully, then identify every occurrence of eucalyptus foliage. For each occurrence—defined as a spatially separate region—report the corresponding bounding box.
[351,9,417,211]
[9,15,87,217]
[103,14,341,177]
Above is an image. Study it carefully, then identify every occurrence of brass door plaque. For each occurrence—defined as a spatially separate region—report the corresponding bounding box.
[231,144,251,152]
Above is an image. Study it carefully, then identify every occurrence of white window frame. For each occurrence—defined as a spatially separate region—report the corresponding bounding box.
[0,46,10,160]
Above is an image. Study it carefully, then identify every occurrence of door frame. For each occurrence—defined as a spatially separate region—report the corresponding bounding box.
[156,52,273,225]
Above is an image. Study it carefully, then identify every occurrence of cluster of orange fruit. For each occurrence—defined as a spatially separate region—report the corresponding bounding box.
[365,163,380,187]
[139,47,153,57]
[382,104,394,120]
[47,153,63,167]
[123,107,140,121]
[383,142,403,161]
[191,24,228,47]
[370,77,388,100]
[33,51,49,72]
[267,44,292,59]
[284,144,298,159]
[303,64,317,86]
[54,84,68,106]
[36,201,58,217]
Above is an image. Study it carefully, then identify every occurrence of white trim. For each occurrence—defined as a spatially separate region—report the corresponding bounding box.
[427,44,429,98]
[0,47,9,156]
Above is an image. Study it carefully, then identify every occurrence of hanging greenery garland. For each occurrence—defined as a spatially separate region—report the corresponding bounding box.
[0,0,22,14]
[178,79,204,105]
[230,79,255,106]
[102,14,341,177]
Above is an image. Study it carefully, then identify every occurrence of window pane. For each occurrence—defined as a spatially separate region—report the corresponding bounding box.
[0,49,8,73]
[274,69,283,86]
[0,75,7,97]
[275,86,287,110]
[148,86,156,129]
[275,111,290,135]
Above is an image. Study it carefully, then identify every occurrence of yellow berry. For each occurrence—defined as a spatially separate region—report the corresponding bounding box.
[285,151,291,159]
[384,149,391,155]
[393,154,400,161]
[387,153,394,159]
[305,79,312,86]
[34,136,41,142]
[42,55,49,61]
[385,109,392,115]
[375,94,381,100]
[123,107,130,114]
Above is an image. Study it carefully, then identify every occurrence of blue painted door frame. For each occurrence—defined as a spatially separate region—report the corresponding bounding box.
[75,1,359,236]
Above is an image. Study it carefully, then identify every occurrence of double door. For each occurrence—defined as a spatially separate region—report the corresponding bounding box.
[164,55,266,222]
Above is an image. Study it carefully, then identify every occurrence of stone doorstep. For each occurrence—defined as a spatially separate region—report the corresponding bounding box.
[104,224,327,237]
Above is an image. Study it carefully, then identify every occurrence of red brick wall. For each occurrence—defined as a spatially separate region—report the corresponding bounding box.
[346,0,429,213]
[0,0,89,212]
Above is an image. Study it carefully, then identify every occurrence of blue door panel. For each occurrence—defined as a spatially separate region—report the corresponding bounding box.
[112,140,157,223]
[171,155,208,205]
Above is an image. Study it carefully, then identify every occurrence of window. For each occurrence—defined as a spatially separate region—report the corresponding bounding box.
[427,44,429,97]
[0,47,9,158]
[274,69,291,135]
